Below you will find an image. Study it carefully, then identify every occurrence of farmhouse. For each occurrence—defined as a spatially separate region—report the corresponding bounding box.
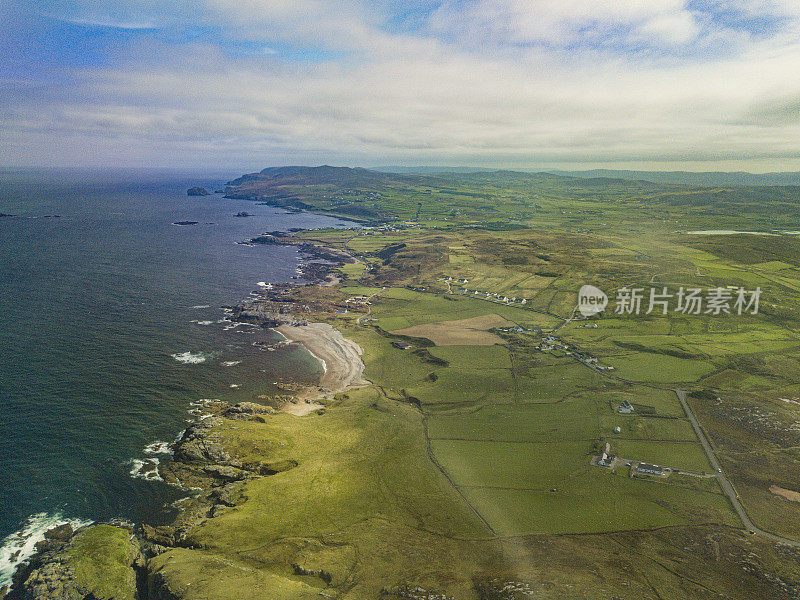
[597,443,615,467]
[635,462,665,476]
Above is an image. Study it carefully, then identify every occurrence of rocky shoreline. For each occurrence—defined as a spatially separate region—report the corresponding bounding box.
[4,399,298,600]
[3,230,366,600]
[240,231,356,286]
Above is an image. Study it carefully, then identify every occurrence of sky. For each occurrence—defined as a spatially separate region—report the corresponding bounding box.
[2,1,800,172]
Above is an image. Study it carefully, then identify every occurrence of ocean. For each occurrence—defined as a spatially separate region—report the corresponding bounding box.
[0,169,352,587]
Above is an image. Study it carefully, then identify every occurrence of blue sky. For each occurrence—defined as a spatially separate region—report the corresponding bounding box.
[2,1,800,170]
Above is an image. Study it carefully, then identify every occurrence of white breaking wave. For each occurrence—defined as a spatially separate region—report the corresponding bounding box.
[189,399,217,407]
[223,322,255,331]
[143,441,172,456]
[191,320,215,326]
[220,361,241,367]
[171,351,208,364]
[190,305,211,309]
[0,512,93,591]
[128,458,162,482]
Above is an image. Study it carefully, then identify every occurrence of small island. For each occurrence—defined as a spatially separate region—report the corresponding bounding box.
[187,187,210,196]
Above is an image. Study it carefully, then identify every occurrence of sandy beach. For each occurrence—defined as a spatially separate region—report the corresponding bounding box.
[275,322,368,413]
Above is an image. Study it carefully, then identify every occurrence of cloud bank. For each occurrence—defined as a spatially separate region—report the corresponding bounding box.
[2,0,800,170]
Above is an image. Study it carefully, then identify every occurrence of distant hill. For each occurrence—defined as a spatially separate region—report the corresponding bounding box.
[374,166,496,174]
[222,165,799,225]
[550,169,800,187]
[227,165,393,187]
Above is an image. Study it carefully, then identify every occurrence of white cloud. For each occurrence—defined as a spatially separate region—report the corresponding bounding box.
[429,0,702,48]
[638,11,701,45]
[3,1,800,169]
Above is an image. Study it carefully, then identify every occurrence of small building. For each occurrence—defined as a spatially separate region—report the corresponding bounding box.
[600,442,611,461]
[598,454,615,467]
[614,426,622,434]
[635,462,665,476]
[392,340,412,350]
[618,400,634,414]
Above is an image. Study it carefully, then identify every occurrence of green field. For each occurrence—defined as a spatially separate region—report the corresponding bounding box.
[83,169,800,600]
[612,440,713,472]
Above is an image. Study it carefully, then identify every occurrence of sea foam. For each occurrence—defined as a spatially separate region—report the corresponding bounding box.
[143,441,173,456]
[128,458,162,482]
[0,512,93,591]
[171,351,208,364]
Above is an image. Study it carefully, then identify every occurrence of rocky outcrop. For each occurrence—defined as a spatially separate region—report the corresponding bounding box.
[7,525,141,600]
[5,383,307,599]
[170,418,233,465]
[140,525,177,549]
[202,464,250,482]
[209,482,247,507]
[221,402,275,422]
[186,187,210,196]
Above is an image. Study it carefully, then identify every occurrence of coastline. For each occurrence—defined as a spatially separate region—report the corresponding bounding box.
[2,214,368,600]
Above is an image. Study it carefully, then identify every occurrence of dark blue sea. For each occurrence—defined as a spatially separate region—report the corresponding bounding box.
[0,169,352,586]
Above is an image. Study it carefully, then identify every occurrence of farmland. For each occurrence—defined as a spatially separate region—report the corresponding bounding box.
[125,168,800,599]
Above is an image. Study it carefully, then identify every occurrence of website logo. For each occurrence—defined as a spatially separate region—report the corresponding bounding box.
[577,284,608,317]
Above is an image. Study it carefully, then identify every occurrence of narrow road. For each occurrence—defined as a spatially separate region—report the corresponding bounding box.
[675,388,800,547]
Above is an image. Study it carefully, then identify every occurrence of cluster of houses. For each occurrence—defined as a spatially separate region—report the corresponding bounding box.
[461,288,529,305]
[345,295,372,305]
[497,326,538,334]
[443,277,530,306]
[537,335,615,372]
